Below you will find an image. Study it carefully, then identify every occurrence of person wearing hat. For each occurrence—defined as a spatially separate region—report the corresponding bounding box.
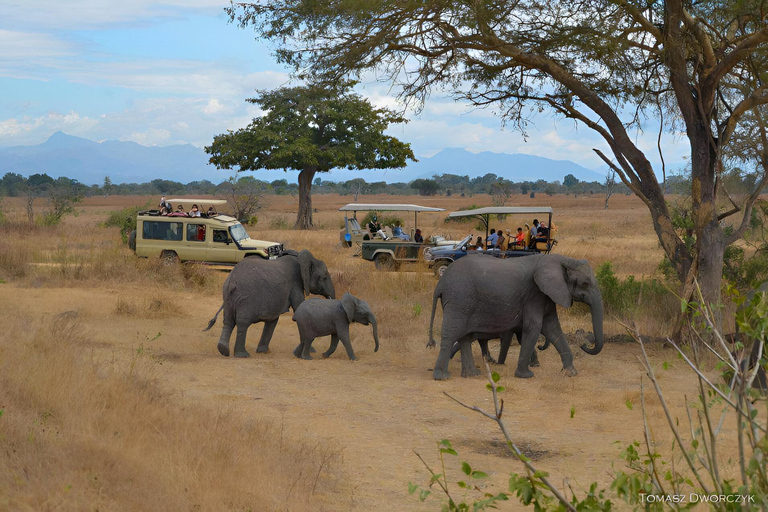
[368,215,381,234]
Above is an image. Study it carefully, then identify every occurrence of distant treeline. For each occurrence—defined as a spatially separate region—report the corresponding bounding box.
[0,171,691,199]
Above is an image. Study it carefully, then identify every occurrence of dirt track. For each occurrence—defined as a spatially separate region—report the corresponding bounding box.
[3,284,705,510]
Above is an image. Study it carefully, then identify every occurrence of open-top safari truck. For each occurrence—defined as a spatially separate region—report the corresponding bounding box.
[423,206,557,277]
[338,203,456,270]
[131,198,284,266]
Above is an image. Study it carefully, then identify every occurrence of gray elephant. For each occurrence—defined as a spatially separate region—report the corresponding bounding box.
[429,253,604,380]
[292,292,380,360]
[204,250,336,357]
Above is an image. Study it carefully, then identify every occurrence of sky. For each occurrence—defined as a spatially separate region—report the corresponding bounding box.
[0,1,689,173]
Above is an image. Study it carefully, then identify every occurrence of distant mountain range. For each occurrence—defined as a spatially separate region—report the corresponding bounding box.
[0,132,606,185]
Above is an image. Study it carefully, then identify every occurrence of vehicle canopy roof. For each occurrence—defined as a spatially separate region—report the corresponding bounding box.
[165,198,228,206]
[447,206,554,242]
[339,203,445,213]
[446,206,553,218]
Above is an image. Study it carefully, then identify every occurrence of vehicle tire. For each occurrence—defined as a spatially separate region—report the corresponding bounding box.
[128,230,137,252]
[374,253,398,271]
[433,260,451,278]
[160,250,179,266]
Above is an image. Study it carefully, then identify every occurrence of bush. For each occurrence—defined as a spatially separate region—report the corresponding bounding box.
[595,262,669,316]
[102,204,146,244]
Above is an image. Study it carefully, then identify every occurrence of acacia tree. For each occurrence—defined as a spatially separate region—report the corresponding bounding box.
[206,82,415,228]
[226,0,768,303]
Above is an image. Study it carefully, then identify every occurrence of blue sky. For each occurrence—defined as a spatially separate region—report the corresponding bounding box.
[0,1,688,173]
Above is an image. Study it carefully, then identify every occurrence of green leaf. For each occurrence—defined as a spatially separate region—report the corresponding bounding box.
[440,448,458,456]
[570,405,576,418]
[486,383,493,391]
[625,399,633,410]
[439,439,453,449]
[471,470,489,479]
[419,489,430,501]
[533,470,549,478]
[457,480,467,488]
[408,482,418,494]
[492,371,500,383]
[496,386,505,393]
[462,461,472,475]
[0,409,4,418]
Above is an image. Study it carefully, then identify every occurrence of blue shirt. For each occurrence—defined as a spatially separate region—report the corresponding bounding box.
[487,232,499,247]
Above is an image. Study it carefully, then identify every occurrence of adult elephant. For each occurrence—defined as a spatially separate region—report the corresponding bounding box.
[204,250,336,357]
[430,253,603,380]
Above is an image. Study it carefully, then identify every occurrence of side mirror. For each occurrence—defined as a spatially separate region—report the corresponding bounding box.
[226,239,232,245]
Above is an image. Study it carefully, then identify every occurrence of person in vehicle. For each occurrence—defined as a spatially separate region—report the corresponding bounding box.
[207,206,216,216]
[487,228,498,248]
[496,229,505,250]
[368,215,381,234]
[474,236,484,250]
[515,227,525,247]
[392,221,410,241]
[189,204,201,217]
[530,219,548,247]
[414,229,424,243]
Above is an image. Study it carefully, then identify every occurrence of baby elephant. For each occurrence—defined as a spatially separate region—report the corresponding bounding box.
[292,292,380,360]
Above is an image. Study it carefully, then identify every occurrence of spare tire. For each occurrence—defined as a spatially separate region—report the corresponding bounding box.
[128,230,137,251]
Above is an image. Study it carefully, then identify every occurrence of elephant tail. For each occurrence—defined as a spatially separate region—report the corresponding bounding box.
[203,304,224,331]
[427,286,441,348]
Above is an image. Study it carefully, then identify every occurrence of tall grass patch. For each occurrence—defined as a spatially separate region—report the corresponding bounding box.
[0,311,346,510]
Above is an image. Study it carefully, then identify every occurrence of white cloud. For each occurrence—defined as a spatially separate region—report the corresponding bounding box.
[0,0,230,29]
[0,29,76,60]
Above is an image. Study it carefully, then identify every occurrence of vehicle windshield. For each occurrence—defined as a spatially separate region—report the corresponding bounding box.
[229,223,250,243]
[454,234,473,250]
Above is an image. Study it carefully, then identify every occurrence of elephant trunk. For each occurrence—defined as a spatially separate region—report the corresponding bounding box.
[580,292,604,355]
[369,314,380,353]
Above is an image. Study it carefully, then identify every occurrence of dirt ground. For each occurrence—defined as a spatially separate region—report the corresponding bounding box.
[0,193,738,510]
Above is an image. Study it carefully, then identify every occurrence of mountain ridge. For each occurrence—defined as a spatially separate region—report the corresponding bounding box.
[0,132,606,185]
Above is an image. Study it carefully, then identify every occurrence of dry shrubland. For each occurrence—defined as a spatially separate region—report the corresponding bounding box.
[0,192,692,510]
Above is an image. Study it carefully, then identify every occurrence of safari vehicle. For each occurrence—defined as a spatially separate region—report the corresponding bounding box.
[131,198,284,265]
[338,203,456,270]
[423,206,557,277]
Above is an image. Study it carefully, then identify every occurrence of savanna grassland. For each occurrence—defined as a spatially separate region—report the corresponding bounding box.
[0,192,742,510]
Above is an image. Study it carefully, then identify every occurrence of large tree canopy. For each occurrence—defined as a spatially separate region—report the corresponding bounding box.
[206,82,415,228]
[227,0,768,303]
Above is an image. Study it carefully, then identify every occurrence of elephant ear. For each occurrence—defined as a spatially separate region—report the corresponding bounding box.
[341,292,356,323]
[298,250,314,297]
[533,257,572,308]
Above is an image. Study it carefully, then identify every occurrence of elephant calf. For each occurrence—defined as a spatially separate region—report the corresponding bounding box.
[292,292,380,360]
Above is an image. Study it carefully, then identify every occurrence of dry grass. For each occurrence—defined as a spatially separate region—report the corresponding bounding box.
[0,310,346,511]
[0,192,734,510]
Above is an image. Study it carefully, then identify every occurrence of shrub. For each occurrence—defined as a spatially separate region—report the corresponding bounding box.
[102,204,147,244]
[595,262,669,316]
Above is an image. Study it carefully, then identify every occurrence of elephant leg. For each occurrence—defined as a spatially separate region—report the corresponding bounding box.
[496,332,515,365]
[255,319,279,354]
[541,315,576,376]
[299,335,315,360]
[338,334,357,361]
[529,335,541,368]
[515,324,542,379]
[433,336,454,380]
[292,342,303,359]
[217,322,235,357]
[216,308,236,357]
[460,339,481,377]
[478,339,497,364]
[323,335,340,359]
[233,322,251,358]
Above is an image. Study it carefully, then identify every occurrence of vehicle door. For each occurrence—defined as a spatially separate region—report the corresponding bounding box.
[183,221,208,262]
[206,226,239,263]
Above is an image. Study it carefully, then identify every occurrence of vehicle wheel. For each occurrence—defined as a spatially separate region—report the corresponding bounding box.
[160,250,179,266]
[128,230,137,252]
[374,253,398,271]
[433,260,451,278]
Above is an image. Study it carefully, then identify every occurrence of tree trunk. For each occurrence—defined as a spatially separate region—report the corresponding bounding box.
[296,167,317,229]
